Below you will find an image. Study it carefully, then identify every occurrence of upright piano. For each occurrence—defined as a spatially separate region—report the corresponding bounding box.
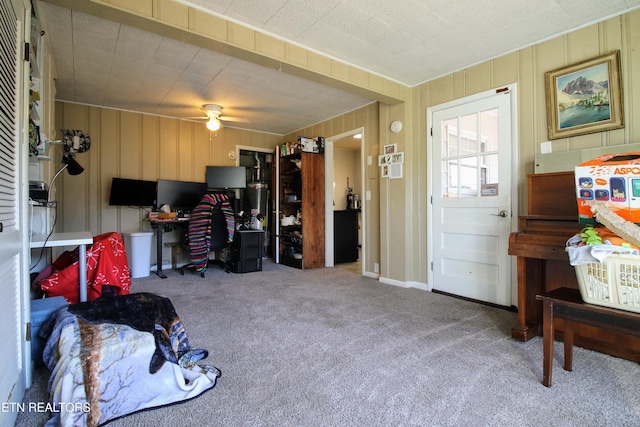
[508,171,640,362]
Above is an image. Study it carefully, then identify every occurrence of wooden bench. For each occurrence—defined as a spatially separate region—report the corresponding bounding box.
[536,288,640,387]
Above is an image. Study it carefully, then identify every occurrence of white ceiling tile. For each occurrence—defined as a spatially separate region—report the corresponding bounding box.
[36,0,640,134]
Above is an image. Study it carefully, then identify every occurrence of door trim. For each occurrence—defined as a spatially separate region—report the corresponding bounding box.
[427,85,519,307]
[325,127,365,274]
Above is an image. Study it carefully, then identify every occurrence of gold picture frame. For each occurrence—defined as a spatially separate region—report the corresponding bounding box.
[545,50,623,140]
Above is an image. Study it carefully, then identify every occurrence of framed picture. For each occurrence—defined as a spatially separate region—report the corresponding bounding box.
[545,50,623,140]
[378,154,391,166]
[391,152,404,164]
[384,144,397,154]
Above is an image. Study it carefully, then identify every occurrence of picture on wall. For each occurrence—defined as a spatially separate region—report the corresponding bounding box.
[545,50,623,140]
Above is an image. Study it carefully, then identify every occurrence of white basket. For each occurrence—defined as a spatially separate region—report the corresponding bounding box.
[573,253,640,313]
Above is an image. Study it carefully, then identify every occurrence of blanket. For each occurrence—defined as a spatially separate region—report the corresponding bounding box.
[40,232,131,303]
[40,293,220,427]
[188,193,235,273]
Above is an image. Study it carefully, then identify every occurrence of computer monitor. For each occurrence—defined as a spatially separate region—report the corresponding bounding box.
[206,166,247,189]
[108,177,157,207]
[156,179,208,211]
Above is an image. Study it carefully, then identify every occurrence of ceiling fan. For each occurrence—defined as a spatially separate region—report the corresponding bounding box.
[191,104,250,131]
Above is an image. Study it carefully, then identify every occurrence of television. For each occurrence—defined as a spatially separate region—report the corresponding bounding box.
[206,166,246,189]
[156,179,208,211]
[109,178,157,207]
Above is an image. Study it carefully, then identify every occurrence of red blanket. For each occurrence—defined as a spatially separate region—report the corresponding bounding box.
[41,232,131,303]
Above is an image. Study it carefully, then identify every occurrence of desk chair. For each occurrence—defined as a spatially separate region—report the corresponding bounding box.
[180,193,235,277]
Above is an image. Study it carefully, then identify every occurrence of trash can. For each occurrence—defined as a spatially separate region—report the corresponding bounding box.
[124,232,153,278]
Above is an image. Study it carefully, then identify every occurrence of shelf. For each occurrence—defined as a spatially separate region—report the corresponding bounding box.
[275,147,325,269]
[280,255,303,269]
[280,224,302,230]
[281,151,302,159]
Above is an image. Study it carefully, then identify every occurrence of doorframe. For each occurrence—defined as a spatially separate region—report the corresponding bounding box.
[236,145,274,257]
[426,85,519,307]
[325,127,365,273]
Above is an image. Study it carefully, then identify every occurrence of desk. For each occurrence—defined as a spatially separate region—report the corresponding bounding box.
[146,218,189,278]
[536,288,640,387]
[30,232,93,302]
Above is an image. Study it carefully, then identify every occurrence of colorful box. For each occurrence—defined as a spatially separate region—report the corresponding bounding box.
[575,152,640,225]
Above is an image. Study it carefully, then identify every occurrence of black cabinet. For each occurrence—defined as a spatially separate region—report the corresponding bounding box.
[229,230,264,273]
[334,210,359,264]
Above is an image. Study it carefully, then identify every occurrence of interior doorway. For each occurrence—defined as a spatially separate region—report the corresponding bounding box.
[237,146,274,258]
[325,129,365,274]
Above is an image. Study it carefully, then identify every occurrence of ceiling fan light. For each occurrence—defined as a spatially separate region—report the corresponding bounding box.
[206,117,221,131]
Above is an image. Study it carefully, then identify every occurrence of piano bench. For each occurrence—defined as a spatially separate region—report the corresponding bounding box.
[536,288,640,387]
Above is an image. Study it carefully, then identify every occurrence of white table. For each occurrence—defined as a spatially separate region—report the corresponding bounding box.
[30,232,93,302]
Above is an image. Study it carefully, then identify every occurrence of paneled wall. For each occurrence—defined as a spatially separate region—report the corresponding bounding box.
[410,10,640,287]
[50,9,640,286]
[54,102,282,267]
[419,10,640,216]
[333,147,360,211]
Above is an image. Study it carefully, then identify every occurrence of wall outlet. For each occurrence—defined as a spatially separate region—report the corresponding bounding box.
[374,262,379,273]
[366,190,371,200]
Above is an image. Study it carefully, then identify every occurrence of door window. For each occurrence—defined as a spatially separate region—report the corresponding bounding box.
[441,109,499,198]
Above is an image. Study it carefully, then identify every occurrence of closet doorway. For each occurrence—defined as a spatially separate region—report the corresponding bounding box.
[237,146,274,258]
[325,129,364,274]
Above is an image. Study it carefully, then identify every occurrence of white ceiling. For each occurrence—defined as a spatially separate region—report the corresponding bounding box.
[35,0,640,135]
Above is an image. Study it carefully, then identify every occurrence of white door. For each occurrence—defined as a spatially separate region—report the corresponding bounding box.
[0,1,29,425]
[430,88,514,307]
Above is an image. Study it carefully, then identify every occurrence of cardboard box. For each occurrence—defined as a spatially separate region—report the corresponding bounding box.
[575,152,640,225]
[158,212,176,219]
[299,136,316,153]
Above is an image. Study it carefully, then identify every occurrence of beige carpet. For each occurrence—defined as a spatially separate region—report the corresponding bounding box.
[16,260,640,426]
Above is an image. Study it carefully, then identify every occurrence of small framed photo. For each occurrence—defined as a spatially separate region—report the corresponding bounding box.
[381,165,389,178]
[391,152,404,164]
[384,144,397,154]
[378,154,392,166]
[545,50,624,139]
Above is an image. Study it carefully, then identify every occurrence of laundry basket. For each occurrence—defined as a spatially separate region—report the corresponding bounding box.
[573,253,640,313]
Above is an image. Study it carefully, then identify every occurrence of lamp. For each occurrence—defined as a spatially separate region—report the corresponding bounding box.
[47,154,84,205]
[206,117,221,131]
[63,154,84,175]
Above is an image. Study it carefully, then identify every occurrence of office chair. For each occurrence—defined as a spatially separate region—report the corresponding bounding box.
[180,193,235,277]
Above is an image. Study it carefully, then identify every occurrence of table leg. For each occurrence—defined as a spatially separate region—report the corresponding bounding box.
[542,299,554,387]
[154,226,166,279]
[563,320,574,372]
[78,243,87,302]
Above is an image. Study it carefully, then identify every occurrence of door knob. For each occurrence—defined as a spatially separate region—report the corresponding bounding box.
[492,210,508,217]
